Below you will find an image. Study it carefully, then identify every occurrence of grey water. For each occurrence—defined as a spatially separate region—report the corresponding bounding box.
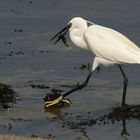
[0,0,140,139]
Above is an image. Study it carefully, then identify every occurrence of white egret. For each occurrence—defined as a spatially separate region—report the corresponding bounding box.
[49,17,140,108]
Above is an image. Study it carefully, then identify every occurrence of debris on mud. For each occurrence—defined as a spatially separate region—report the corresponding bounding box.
[51,88,64,93]
[31,134,39,138]
[30,84,50,89]
[39,50,55,54]
[31,133,55,140]
[14,29,24,32]
[6,51,25,57]
[4,41,12,46]
[0,83,16,109]
[80,63,90,70]
[74,63,91,70]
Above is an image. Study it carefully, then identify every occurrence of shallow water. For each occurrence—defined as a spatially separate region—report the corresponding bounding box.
[0,0,140,139]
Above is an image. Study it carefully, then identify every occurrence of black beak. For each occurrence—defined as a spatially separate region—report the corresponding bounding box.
[51,23,71,47]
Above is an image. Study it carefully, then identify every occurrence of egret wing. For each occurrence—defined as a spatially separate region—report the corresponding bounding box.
[84,25,140,64]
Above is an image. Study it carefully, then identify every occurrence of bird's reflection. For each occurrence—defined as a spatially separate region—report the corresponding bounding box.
[44,106,70,120]
[120,104,140,137]
[75,129,90,140]
[121,114,129,138]
[44,108,62,119]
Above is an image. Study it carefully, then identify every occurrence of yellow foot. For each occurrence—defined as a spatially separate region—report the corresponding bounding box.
[61,98,71,105]
[44,96,71,108]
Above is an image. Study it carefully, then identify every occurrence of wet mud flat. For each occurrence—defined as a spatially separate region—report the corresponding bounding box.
[0,46,140,140]
[0,135,53,140]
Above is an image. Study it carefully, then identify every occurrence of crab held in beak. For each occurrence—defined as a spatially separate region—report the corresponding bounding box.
[51,23,71,47]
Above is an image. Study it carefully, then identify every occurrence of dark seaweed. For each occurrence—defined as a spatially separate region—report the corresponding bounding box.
[30,84,50,89]
[0,83,16,109]
[63,104,140,129]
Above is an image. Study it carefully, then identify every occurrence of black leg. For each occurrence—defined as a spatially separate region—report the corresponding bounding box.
[118,65,128,107]
[63,71,93,98]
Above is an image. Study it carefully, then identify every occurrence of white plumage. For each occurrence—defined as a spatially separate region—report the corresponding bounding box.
[69,17,140,71]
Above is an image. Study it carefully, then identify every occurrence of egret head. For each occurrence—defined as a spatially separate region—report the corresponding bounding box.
[51,17,88,47]
[68,17,88,32]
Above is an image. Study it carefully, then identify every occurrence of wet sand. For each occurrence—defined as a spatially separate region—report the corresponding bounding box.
[0,135,50,140]
[0,0,140,140]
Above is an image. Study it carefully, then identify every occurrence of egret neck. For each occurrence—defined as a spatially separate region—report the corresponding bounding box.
[69,17,88,50]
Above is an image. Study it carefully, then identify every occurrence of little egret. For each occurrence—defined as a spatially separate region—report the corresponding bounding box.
[49,17,140,108]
